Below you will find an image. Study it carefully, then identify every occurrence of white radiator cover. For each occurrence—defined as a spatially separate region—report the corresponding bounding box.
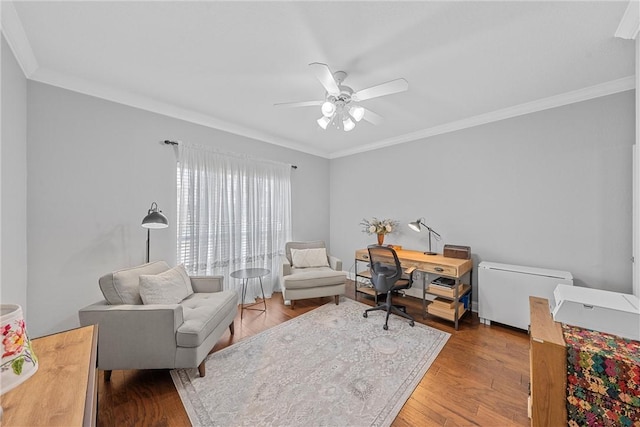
[478,261,573,330]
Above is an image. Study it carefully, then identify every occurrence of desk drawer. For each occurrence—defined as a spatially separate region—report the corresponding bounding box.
[421,264,458,277]
[355,249,469,278]
[355,250,370,262]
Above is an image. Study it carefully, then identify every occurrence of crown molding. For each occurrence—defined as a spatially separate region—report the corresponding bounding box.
[1,1,38,77]
[615,0,639,40]
[329,76,636,159]
[29,67,329,158]
[30,67,634,161]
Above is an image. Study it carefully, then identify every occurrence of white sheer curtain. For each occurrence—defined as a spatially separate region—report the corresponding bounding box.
[176,143,292,302]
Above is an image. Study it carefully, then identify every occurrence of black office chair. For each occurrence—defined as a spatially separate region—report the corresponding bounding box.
[363,245,416,330]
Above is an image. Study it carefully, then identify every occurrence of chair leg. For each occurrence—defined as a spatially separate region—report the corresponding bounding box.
[384,302,393,330]
[364,289,415,330]
[104,370,112,382]
[290,300,295,310]
[198,361,206,377]
[334,295,340,305]
[229,321,235,335]
[364,304,388,314]
[390,305,415,322]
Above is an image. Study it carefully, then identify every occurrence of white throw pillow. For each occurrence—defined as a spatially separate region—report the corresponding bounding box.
[290,248,329,268]
[139,264,194,305]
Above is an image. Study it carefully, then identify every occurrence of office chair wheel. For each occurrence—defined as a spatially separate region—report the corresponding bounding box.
[383,324,388,330]
[409,321,415,327]
[363,312,368,318]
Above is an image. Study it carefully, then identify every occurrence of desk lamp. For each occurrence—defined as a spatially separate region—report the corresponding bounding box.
[142,202,169,263]
[408,218,441,255]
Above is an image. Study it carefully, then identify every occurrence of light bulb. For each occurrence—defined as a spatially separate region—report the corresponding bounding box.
[321,101,336,117]
[317,116,331,130]
[343,117,355,132]
[349,105,365,122]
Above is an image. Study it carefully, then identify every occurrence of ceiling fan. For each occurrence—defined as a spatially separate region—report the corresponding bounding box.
[274,63,408,132]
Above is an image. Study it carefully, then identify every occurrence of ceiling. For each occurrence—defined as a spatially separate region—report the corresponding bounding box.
[5,1,635,158]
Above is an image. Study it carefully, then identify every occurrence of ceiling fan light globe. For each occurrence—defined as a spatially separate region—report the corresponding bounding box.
[317,116,331,130]
[321,101,336,117]
[343,117,355,132]
[349,106,365,122]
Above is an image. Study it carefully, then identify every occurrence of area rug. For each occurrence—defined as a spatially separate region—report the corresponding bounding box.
[170,298,450,427]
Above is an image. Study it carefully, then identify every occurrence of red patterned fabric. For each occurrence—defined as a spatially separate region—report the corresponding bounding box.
[564,324,640,426]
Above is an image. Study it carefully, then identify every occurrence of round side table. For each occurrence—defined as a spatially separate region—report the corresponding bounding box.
[230,268,270,319]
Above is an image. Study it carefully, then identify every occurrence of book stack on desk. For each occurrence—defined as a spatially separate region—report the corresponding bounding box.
[428,276,468,298]
[430,276,456,289]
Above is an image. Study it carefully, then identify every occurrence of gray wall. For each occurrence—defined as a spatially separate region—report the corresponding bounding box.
[330,91,635,304]
[1,35,29,317]
[27,82,329,337]
[13,68,636,336]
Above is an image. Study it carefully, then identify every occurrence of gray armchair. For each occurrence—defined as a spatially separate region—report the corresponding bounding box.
[281,241,347,309]
[79,261,238,379]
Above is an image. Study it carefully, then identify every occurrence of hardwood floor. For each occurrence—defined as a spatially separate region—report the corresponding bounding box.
[97,281,531,426]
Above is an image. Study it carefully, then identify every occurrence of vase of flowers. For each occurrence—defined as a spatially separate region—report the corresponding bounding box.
[0,304,38,394]
[360,217,399,245]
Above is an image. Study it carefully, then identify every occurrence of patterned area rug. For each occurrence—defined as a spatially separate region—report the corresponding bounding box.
[171,298,450,426]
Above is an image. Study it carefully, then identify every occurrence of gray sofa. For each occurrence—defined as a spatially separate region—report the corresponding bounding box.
[78,261,238,379]
[281,241,347,309]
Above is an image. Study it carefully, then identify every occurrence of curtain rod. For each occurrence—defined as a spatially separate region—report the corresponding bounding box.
[163,140,298,169]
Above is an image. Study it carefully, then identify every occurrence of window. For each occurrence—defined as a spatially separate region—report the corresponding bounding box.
[176,143,292,301]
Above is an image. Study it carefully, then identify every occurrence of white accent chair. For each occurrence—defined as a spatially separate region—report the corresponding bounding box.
[281,241,347,309]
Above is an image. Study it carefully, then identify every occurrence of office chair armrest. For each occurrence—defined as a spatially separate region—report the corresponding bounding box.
[404,266,416,275]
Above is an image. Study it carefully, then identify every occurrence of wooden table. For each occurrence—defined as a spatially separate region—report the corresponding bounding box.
[2,325,98,426]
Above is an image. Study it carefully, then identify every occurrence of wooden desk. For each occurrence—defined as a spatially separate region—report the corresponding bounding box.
[355,248,473,329]
[2,325,98,426]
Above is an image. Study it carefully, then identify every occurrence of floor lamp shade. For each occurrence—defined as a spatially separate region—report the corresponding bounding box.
[142,202,169,228]
[0,304,38,395]
[142,202,168,262]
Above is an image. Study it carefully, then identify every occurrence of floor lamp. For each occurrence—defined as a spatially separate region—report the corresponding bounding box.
[141,202,169,263]
[408,218,441,255]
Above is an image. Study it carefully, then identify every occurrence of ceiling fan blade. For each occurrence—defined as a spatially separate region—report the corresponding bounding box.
[273,100,323,108]
[309,62,340,96]
[354,78,408,101]
[362,108,383,125]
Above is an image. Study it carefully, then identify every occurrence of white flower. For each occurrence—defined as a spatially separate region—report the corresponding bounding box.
[360,217,399,235]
